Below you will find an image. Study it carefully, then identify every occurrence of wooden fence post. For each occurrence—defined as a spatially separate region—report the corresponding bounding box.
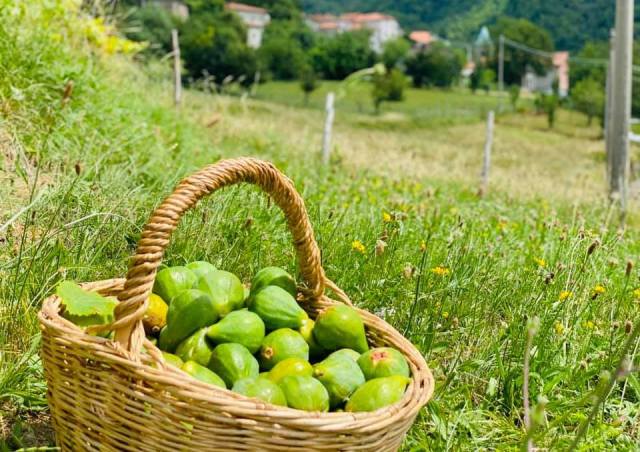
[479,110,495,196]
[609,0,634,215]
[322,92,335,165]
[171,29,182,107]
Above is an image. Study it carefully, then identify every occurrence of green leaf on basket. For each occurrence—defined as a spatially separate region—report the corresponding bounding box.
[57,281,117,318]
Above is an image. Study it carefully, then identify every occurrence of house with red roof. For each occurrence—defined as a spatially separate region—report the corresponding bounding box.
[306,12,402,53]
[226,2,271,49]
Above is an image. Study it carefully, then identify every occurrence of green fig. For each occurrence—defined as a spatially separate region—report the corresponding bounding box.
[250,286,308,330]
[160,289,219,352]
[313,305,369,353]
[186,261,217,282]
[232,376,287,406]
[357,347,410,380]
[175,327,214,366]
[345,376,411,412]
[279,376,329,412]
[250,267,297,299]
[208,343,259,388]
[161,352,184,368]
[326,348,361,363]
[259,328,309,370]
[268,358,313,383]
[313,356,365,408]
[197,269,245,315]
[182,361,226,388]
[153,266,197,304]
[298,318,325,358]
[206,310,265,354]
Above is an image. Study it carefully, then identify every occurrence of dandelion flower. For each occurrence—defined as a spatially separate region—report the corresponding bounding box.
[583,320,595,330]
[351,240,366,254]
[593,285,606,295]
[382,212,392,223]
[431,266,450,276]
[554,321,565,335]
[534,257,546,267]
[559,290,572,301]
[442,311,450,319]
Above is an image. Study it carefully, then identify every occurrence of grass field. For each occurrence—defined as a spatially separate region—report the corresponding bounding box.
[2,3,640,450]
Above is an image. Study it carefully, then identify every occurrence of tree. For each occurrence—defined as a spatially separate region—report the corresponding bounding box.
[509,84,520,109]
[480,68,495,94]
[405,42,463,88]
[179,11,257,86]
[121,5,177,54]
[489,17,554,85]
[371,69,406,113]
[537,93,559,128]
[381,38,410,69]
[258,20,314,80]
[571,78,605,126]
[310,31,375,80]
[299,65,319,105]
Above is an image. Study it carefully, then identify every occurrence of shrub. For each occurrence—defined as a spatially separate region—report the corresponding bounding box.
[405,42,463,88]
[371,69,407,113]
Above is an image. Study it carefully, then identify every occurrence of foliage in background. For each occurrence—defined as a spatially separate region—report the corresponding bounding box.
[381,38,411,70]
[300,0,631,52]
[371,68,406,113]
[309,31,375,80]
[405,42,463,88]
[571,78,605,127]
[120,4,177,55]
[178,9,257,86]
[258,19,315,80]
[488,16,554,86]
[298,64,319,105]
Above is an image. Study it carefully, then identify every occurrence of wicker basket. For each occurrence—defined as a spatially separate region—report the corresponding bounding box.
[39,158,434,451]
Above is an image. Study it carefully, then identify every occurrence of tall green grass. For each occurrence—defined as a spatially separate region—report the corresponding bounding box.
[1,2,640,450]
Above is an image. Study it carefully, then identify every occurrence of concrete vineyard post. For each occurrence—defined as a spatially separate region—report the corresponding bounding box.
[605,29,615,186]
[479,110,495,196]
[172,29,182,107]
[322,92,335,165]
[609,0,634,216]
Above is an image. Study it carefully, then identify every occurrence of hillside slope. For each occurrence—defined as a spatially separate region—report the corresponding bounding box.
[301,0,623,51]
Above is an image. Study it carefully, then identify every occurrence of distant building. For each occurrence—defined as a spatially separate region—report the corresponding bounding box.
[150,0,189,20]
[306,12,402,53]
[522,51,570,97]
[408,30,435,50]
[226,2,271,49]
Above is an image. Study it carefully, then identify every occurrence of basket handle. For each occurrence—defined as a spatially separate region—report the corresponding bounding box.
[111,158,327,352]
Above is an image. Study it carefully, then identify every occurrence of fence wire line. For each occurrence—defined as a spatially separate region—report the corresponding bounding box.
[502,36,640,73]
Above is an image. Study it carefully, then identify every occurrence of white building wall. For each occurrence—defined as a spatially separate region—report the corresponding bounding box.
[246,27,263,49]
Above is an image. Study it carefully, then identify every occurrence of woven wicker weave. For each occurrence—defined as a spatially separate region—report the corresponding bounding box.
[39,158,434,451]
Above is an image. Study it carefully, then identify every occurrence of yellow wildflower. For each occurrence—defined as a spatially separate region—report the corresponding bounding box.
[534,258,546,267]
[633,288,640,299]
[420,240,427,252]
[442,311,450,319]
[431,266,450,276]
[554,321,565,335]
[583,320,595,330]
[593,285,606,295]
[382,212,392,223]
[559,290,572,301]
[351,240,366,254]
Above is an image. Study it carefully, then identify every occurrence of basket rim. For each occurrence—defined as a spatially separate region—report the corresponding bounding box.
[39,277,435,431]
